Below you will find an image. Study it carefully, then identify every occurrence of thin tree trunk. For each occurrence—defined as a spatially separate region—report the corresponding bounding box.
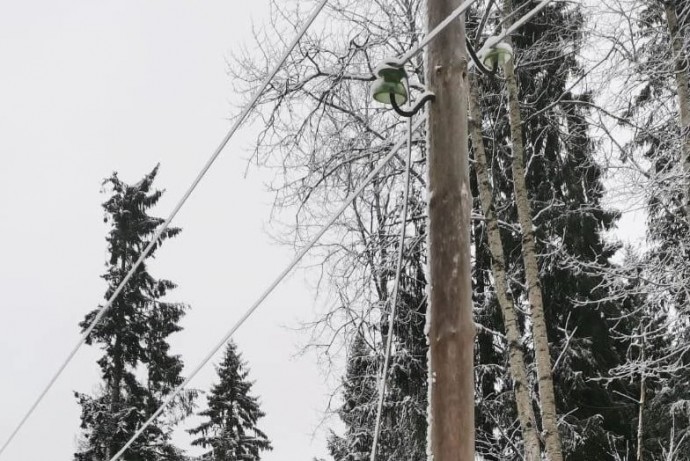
[106,338,124,461]
[501,2,564,456]
[637,335,646,461]
[469,75,542,461]
[426,0,475,459]
[106,254,128,460]
[664,3,690,214]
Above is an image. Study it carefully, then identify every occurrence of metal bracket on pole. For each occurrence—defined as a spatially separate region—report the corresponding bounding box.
[390,91,436,117]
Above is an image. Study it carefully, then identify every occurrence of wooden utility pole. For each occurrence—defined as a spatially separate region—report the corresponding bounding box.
[426,0,475,459]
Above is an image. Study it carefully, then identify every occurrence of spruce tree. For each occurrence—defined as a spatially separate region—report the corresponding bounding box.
[75,165,188,461]
[327,334,377,461]
[189,341,272,461]
[329,245,429,461]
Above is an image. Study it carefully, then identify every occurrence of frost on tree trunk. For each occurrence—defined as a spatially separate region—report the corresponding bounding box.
[501,0,563,457]
[664,2,690,214]
[504,54,563,461]
[469,75,542,461]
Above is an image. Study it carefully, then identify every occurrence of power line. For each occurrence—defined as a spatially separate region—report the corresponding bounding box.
[0,0,328,457]
[400,0,478,63]
[398,0,555,67]
[108,116,428,461]
[470,0,557,73]
[395,0,555,68]
[500,0,554,41]
[369,117,414,461]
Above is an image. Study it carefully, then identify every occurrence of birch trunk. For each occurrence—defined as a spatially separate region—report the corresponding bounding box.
[469,76,542,461]
[636,338,646,461]
[501,2,564,455]
[664,3,690,214]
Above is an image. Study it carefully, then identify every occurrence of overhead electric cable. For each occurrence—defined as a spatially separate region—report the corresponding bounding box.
[470,0,557,73]
[399,0,554,67]
[475,0,496,41]
[400,0,478,64]
[398,0,554,72]
[0,0,328,457]
[108,116,428,461]
[369,116,414,461]
[499,0,554,39]
[466,37,498,76]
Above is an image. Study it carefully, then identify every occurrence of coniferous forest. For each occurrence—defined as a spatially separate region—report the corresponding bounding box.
[49,0,690,460]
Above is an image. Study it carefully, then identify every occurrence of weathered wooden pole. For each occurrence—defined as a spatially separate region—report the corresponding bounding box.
[425,0,475,459]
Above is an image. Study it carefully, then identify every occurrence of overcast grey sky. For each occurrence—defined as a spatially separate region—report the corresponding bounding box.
[0,1,335,460]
